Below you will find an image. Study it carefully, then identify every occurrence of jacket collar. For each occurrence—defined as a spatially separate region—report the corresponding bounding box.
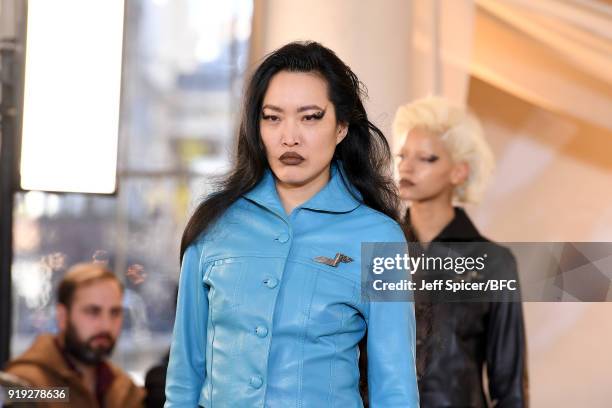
[243,161,362,215]
[6,334,75,381]
[5,334,114,384]
[404,206,482,242]
[53,337,115,404]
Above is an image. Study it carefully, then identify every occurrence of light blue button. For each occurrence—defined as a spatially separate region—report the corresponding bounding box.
[255,326,268,338]
[249,375,263,389]
[276,233,290,243]
[264,278,278,289]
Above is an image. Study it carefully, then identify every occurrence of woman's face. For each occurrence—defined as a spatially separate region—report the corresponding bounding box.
[260,70,347,188]
[396,127,467,203]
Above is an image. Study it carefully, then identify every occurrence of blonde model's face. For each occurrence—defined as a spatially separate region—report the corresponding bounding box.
[396,127,468,203]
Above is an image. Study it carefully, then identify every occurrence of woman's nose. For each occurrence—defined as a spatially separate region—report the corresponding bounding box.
[280,121,300,147]
[398,157,414,174]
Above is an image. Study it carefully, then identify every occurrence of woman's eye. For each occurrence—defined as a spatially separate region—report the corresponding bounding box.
[421,155,439,163]
[303,112,324,121]
[262,114,279,122]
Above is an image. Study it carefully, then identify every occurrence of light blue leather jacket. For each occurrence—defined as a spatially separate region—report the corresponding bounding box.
[165,163,419,407]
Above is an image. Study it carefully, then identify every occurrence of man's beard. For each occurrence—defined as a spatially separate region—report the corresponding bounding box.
[64,322,116,365]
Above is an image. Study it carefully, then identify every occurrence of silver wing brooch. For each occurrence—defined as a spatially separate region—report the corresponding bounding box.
[313,253,353,267]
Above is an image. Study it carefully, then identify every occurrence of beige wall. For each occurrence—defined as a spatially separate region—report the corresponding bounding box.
[468,77,612,407]
[467,77,612,242]
[250,0,413,141]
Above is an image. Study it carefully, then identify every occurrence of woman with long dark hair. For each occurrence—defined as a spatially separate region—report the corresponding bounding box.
[165,42,419,407]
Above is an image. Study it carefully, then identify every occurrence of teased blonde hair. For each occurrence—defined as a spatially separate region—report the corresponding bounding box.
[392,96,495,204]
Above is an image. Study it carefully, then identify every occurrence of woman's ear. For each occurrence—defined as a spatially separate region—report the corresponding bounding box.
[336,122,349,145]
[451,161,470,186]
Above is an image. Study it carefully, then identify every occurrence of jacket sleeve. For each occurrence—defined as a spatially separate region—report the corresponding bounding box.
[486,250,529,408]
[366,222,420,408]
[165,242,208,407]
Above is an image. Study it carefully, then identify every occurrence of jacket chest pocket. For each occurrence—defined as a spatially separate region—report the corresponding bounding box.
[204,258,246,311]
[306,268,358,326]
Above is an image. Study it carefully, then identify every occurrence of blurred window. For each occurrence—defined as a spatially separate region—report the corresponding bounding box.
[11,0,253,384]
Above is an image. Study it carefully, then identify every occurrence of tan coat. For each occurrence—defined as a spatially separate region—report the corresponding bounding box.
[4,334,144,408]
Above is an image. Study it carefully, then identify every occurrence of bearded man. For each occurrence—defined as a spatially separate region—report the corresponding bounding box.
[4,262,144,407]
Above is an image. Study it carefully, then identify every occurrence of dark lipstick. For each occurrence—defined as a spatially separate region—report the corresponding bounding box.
[279,152,305,165]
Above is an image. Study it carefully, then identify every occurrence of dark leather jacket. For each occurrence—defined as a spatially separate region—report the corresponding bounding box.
[359,207,528,407]
[409,207,528,408]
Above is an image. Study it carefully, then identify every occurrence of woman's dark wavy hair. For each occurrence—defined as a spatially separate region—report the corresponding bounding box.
[180,41,399,261]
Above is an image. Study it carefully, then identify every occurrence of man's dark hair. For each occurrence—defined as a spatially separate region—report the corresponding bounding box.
[57,262,124,308]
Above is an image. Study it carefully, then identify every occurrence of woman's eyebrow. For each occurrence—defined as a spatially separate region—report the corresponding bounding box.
[262,104,326,113]
[262,104,283,112]
[297,105,325,113]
